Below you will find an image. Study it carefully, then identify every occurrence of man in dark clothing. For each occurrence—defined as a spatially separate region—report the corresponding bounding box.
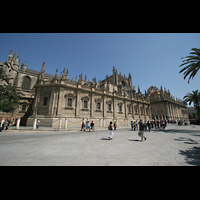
[90,121,95,131]
[139,120,147,142]
[147,121,151,132]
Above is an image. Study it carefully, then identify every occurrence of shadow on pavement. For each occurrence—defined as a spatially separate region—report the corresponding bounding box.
[174,137,198,144]
[153,128,200,134]
[101,138,110,140]
[179,147,200,166]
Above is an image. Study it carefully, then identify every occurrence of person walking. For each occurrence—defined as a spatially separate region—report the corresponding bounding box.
[36,120,40,129]
[90,121,95,131]
[114,121,117,130]
[108,121,114,140]
[139,119,147,142]
[147,121,151,132]
[131,121,134,131]
[81,122,85,131]
[136,120,138,131]
[133,121,136,131]
[86,121,90,132]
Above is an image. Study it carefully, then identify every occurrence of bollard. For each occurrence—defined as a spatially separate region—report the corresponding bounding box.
[59,117,62,130]
[16,118,21,129]
[64,117,68,130]
[33,118,37,130]
[1,118,5,126]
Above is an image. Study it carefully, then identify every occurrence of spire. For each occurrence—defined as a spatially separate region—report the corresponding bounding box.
[63,68,66,75]
[9,49,13,55]
[55,69,58,79]
[138,85,141,93]
[7,49,13,62]
[113,66,115,74]
[15,56,20,66]
[78,73,83,82]
[41,61,45,73]
[12,52,17,61]
[66,69,69,79]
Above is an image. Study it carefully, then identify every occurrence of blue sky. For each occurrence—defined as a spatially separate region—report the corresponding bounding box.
[0,33,200,106]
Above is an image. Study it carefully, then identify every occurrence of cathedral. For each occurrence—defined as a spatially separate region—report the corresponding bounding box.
[0,50,188,128]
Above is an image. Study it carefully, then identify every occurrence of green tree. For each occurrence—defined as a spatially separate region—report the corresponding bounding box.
[179,48,200,83]
[0,68,20,113]
[183,90,200,118]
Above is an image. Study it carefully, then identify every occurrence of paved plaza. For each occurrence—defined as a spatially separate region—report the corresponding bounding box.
[0,124,200,166]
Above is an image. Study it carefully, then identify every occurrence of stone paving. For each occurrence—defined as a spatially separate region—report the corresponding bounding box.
[0,124,200,166]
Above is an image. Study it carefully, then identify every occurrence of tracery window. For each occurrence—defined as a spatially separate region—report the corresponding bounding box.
[22,76,31,90]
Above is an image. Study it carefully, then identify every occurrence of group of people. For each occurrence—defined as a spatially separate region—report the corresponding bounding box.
[108,120,147,141]
[131,120,167,132]
[81,120,118,133]
[178,120,187,126]
[81,121,95,132]
[80,119,168,141]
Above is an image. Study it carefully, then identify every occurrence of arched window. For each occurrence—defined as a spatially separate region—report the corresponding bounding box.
[22,76,31,90]
[121,81,125,87]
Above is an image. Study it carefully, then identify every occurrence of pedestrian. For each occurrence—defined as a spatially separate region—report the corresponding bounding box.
[90,121,95,131]
[151,121,153,129]
[139,119,147,142]
[86,121,90,132]
[4,119,9,130]
[154,121,157,129]
[81,122,85,131]
[36,119,40,129]
[5,121,10,130]
[157,120,160,129]
[114,121,117,130]
[133,121,136,131]
[108,121,114,140]
[0,122,2,132]
[162,121,165,129]
[131,121,133,131]
[136,120,138,131]
[147,121,151,132]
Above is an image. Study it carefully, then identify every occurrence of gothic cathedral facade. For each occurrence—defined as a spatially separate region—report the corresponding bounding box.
[0,50,188,127]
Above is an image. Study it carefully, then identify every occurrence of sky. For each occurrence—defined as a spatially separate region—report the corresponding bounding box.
[0,33,200,106]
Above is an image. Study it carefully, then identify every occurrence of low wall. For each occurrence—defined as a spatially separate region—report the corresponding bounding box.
[26,117,149,129]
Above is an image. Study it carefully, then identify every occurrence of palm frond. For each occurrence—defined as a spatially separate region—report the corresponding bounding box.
[179,48,200,83]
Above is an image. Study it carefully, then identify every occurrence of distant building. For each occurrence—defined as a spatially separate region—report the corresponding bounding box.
[0,50,188,127]
[145,86,188,121]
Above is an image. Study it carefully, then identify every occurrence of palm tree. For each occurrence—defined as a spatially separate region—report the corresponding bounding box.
[183,90,200,118]
[179,48,200,83]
